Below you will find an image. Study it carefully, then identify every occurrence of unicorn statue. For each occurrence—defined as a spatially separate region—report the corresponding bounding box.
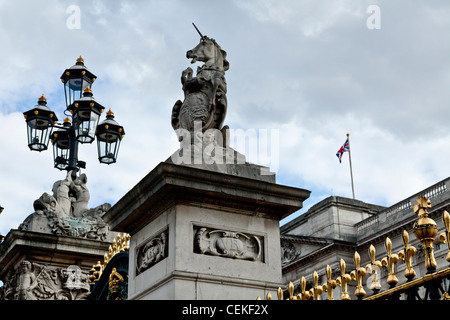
[171,23,229,140]
[168,24,274,182]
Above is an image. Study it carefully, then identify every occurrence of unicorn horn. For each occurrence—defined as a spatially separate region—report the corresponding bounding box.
[192,22,205,39]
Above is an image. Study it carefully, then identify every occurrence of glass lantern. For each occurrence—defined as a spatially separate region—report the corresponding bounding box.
[23,94,57,151]
[96,109,125,164]
[60,56,97,108]
[67,86,104,143]
[50,118,71,170]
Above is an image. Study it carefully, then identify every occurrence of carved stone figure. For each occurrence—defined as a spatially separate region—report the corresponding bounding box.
[18,171,111,241]
[172,24,229,135]
[17,261,37,300]
[280,240,301,266]
[72,173,90,218]
[52,171,73,216]
[168,25,276,182]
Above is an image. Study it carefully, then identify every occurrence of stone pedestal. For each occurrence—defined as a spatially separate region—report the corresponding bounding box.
[103,162,310,300]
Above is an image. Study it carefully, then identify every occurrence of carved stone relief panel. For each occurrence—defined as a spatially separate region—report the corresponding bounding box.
[193,226,264,262]
[0,261,90,300]
[280,239,302,266]
[135,229,168,276]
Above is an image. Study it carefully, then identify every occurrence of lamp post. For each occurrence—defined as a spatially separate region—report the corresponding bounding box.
[23,57,125,180]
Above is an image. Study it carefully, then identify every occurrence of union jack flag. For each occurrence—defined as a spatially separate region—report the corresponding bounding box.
[336,138,349,163]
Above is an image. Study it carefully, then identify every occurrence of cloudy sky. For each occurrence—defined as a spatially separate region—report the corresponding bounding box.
[1,0,450,235]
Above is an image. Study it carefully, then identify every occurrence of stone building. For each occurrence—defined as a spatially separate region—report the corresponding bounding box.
[280,178,450,299]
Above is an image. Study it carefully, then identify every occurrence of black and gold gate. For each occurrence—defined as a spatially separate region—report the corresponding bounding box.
[88,233,130,300]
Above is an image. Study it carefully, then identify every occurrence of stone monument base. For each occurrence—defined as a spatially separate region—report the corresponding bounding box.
[104,161,310,300]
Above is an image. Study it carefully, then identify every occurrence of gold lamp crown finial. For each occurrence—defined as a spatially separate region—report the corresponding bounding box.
[84,86,92,94]
[76,56,84,63]
[106,109,114,117]
[63,116,71,123]
[38,94,47,103]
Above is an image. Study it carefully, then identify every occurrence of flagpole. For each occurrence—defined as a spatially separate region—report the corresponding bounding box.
[347,133,356,199]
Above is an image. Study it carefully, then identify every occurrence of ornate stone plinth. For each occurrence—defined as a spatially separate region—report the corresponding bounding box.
[103,162,310,299]
[0,172,116,300]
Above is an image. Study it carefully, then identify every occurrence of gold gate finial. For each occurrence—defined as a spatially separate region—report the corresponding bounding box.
[351,251,366,298]
[398,230,417,279]
[413,196,437,271]
[325,264,337,300]
[382,237,399,286]
[337,258,351,300]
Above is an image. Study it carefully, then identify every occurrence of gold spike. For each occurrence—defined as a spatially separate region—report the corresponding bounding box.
[384,237,399,286]
[325,264,337,300]
[353,251,367,299]
[288,282,294,300]
[277,287,283,300]
[366,245,382,291]
[400,230,417,279]
[312,270,323,300]
[339,259,351,300]
[300,276,310,300]
[266,292,272,300]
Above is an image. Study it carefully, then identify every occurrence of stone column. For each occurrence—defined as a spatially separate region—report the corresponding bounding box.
[103,162,310,300]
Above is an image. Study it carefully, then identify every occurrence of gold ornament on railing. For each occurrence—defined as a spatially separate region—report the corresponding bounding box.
[287,282,301,300]
[102,233,131,269]
[381,237,399,286]
[109,267,125,299]
[336,258,351,300]
[398,230,417,280]
[279,286,286,300]
[350,251,366,299]
[300,276,311,300]
[413,196,437,271]
[366,244,382,292]
[312,270,324,300]
[256,196,450,301]
[88,232,130,286]
[88,261,103,286]
[324,264,337,300]
[439,210,450,263]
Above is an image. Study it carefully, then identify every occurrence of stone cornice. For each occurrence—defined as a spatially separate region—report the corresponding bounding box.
[104,162,311,234]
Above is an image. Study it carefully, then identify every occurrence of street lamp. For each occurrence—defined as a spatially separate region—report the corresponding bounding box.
[24,57,125,179]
